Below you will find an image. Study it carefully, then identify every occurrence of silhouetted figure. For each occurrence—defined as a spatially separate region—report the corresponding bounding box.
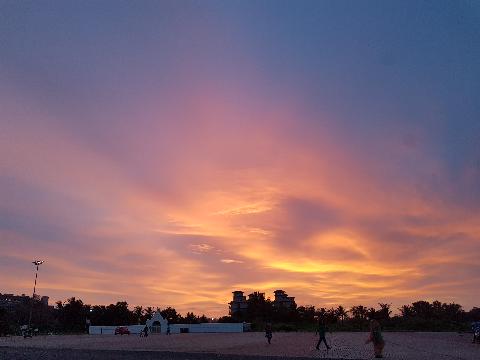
[365,319,384,358]
[265,322,273,344]
[85,318,91,334]
[141,324,149,337]
[315,319,331,350]
[166,323,171,335]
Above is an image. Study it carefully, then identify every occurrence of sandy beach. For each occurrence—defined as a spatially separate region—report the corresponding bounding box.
[1,332,478,359]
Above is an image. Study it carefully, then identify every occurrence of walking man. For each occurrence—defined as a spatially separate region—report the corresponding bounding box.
[316,319,331,350]
[265,322,273,344]
[141,324,149,337]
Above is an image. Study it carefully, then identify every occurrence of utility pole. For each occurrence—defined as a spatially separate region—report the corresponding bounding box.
[26,260,44,337]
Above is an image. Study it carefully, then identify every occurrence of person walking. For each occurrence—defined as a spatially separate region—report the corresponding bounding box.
[265,322,273,344]
[315,319,331,350]
[365,319,385,358]
[141,324,149,337]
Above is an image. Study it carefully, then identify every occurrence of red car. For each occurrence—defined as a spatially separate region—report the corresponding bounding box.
[114,326,130,335]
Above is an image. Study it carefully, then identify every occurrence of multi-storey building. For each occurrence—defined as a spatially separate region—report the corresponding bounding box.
[273,289,296,309]
[229,289,296,315]
[229,291,248,316]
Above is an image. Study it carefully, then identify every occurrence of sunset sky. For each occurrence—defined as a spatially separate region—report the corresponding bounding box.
[1,1,479,316]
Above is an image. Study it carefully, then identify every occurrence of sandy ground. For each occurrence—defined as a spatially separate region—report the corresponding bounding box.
[0,332,479,359]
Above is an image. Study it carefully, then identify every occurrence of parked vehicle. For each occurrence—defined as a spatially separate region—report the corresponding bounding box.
[114,326,130,335]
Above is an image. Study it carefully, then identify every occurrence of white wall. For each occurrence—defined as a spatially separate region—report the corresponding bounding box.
[89,325,144,335]
[89,323,247,334]
[170,323,245,333]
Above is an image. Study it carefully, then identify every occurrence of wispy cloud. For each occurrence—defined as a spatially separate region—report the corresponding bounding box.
[189,244,215,254]
[221,259,244,264]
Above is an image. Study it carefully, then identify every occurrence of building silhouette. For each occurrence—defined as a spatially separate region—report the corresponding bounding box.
[229,291,248,316]
[0,293,50,312]
[229,289,296,316]
[273,290,295,309]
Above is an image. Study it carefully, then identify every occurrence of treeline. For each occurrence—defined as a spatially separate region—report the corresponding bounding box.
[229,292,480,332]
[0,297,210,335]
[1,294,479,335]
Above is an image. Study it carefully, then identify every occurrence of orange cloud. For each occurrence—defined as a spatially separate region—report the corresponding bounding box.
[1,61,479,318]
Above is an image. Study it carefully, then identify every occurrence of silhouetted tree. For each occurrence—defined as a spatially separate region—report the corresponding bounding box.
[198,314,209,323]
[377,303,392,322]
[467,307,480,322]
[246,292,273,322]
[395,300,468,331]
[132,306,144,324]
[442,302,464,322]
[160,307,181,324]
[0,308,9,336]
[56,297,89,332]
[326,307,338,324]
[399,304,414,318]
[411,301,433,318]
[350,305,369,329]
[297,305,316,323]
[335,305,348,326]
[367,307,376,320]
[184,312,199,324]
[90,305,107,326]
[217,315,236,323]
[316,307,327,320]
[102,301,134,325]
[143,307,155,322]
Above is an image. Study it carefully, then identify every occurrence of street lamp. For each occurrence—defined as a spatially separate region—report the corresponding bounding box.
[26,260,44,337]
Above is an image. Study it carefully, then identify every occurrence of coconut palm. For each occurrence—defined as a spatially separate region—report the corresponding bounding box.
[336,305,348,326]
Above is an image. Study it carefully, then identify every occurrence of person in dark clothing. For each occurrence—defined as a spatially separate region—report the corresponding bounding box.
[141,324,149,337]
[315,319,331,350]
[365,319,385,358]
[265,322,273,344]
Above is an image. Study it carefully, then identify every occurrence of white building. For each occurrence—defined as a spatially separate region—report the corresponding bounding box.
[145,311,168,333]
[89,311,247,335]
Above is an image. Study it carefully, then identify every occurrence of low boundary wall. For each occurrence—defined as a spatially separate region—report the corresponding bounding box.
[89,325,144,335]
[89,323,247,334]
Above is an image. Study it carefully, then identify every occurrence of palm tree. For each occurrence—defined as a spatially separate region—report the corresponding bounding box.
[377,303,392,321]
[350,305,368,329]
[336,305,348,326]
[316,307,327,321]
[326,307,338,323]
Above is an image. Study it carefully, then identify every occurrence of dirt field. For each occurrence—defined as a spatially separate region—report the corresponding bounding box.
[0,332,478,359]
